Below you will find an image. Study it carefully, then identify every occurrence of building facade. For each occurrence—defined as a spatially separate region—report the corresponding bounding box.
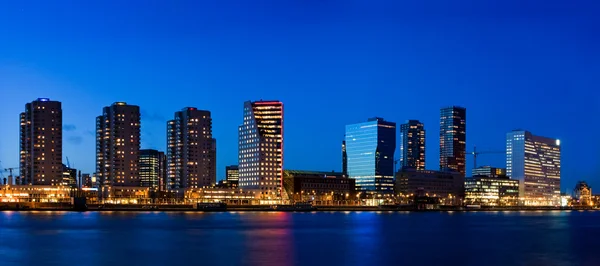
[139,149,166,190]
[342,140,348,176]
[283,170,355,203]
[20,98,63,185]
[82,173,92,188]
[61,164,77,188]
[399,120,426,170]
[395,168,464,204]
[439,106,466,175]
[185,187,257,204]
[0,185,72,203]
[226,165,239,182]
[167,108,216,189]
[345,117,396,194]
[464,176,519,206]
[472,166,506,178]
[573,181,592,206]
[506,130,561,206]
[96,102,141,187]
[238,101,284,200]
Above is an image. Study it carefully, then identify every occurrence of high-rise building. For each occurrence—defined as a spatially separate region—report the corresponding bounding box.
[238,100,283,199]
[345,117,396,193]
[399,120,426,170]
[439,106,467,175]
[96,102,141,187]
[20,98,63,185]
[167,107,216,189]
[342,140,348,176]
[472,166,506,178]
[139,149,166,190]
[506,130,561,206]
[226,165,239,182]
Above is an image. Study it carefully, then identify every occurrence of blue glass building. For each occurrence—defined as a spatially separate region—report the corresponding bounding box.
[345,118,396,194]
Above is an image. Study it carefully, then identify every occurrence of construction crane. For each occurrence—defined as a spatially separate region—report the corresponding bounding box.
[1,167,18,185]
[468,146,504,169]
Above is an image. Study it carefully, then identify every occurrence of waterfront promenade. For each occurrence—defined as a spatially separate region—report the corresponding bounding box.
[0,202,594,212]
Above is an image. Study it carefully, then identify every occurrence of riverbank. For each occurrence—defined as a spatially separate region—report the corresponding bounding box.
[0,204,596,212]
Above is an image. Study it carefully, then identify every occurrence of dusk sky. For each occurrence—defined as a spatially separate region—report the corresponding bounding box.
[1,1,598,189]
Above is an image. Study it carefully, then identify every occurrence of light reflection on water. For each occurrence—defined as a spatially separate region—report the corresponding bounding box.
[1,211,599,266]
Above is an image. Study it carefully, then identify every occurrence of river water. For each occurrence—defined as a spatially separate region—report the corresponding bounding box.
[0,210,598,266]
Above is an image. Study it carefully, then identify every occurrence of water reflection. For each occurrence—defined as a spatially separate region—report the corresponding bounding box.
[244,213,294,266]
[1,211,600,266]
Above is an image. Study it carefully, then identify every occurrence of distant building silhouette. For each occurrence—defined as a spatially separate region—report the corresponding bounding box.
[342,140,347,176]
[574,181,592,206]
[82,173,92,188]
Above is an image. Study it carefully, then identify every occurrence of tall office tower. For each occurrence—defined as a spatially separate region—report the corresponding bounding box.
[238,101,283,199]
[226,165,239,182]
[506,130,561,206]
[342,140,348,176]
[399,120,426,170]
[96,102,141,187]
[167,107,216,189]
[20,98,63,185]
[345,117,396,193]
[139,149,166,189]
[439,106,467,175]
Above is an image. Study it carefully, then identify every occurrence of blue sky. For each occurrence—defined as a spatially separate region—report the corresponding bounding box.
[1,0,598,190]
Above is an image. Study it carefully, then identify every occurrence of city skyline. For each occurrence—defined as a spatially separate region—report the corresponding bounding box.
[0,96,584,187]
[1,1,598,189]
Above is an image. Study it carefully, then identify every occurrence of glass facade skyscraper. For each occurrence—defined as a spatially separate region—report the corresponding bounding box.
[238,101,283,200]
[506,130,561,206]
[439,106,467,175]
[400,120,425,170]
[345,117,396,193]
